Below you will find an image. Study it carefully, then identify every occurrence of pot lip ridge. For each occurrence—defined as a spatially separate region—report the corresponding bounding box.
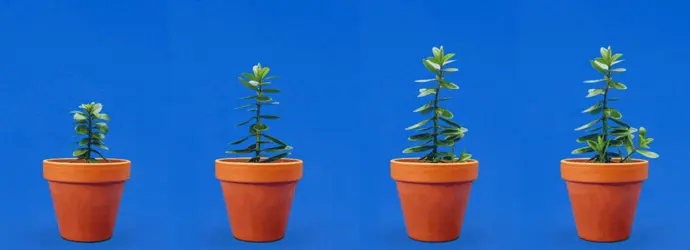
[43,158,131,166]
[215,157,303,166]
[561,157,648,166]
[390,157,478,166]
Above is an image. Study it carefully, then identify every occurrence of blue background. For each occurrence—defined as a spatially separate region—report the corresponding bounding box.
[1,0,688,249]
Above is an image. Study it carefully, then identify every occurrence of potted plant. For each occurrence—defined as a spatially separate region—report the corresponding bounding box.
[43,102,130,242]
[390,46,478,242]
[563,46,659,242]
[216,63,302,242]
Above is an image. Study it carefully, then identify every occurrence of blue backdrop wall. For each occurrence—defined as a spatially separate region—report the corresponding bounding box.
[1,0,688,249]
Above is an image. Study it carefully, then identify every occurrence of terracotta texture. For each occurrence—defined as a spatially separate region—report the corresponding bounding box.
[215,158,303,242]
[561,158,648,242]
[43,158,131,242]
[390,158,479,242]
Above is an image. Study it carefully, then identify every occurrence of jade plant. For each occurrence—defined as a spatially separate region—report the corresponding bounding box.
[70,102,111,163]
[402,46,471,163]
[572,46,659,163]
[227,63,292,163]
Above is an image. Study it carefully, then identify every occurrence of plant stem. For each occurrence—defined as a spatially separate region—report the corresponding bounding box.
[431,64,444,162]
[600,67,612,163]
[621,148,638,163]
[254,81,263,161]
[87,115,93,161]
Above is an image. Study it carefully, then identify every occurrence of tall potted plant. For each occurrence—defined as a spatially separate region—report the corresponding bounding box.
[563,46,659,242]
[216,63,302,242]
[390,46,477,242]
[43,102,130,242]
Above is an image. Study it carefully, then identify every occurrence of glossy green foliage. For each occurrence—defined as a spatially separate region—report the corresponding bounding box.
[70,102,110,163]
[572,47,659,163]
[402,46,471,163]
[227,63,292,163]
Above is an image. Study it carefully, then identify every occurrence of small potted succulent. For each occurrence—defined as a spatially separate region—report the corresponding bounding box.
[562,46,659,242]
[43,102,131,242]
[216,63,302,242]
[390,46,478,242]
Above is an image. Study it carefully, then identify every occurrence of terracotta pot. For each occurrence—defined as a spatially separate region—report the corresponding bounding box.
[43,158,131,242]
[561,158,648,242]
[215,158,303,242]
[390,158,479,242]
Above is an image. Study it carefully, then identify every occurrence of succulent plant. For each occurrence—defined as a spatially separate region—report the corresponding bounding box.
[227,63,293,163]
[70,102,110,163]
[572,46,659,163]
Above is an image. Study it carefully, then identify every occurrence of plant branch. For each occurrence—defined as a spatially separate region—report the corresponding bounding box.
[431,66,444,162]
[254,82,263,161]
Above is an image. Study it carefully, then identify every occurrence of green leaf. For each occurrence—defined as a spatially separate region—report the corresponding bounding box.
[94,143,109,150]
[587,140,599,151]
[94,122,109,134]
[418,88,436,97]
[408,133,433,141]
[638,127,647,139]
[236,118,253,126]
[249,80,260,86]
[572,146,594,154]
[78,138,89,146]
[230,136,251,145]
[436,107,453,119]
[440,128,464,136]
[239,77,259,90]
[624,135,634,154]
[443,53,455,61]
[93,103,103,114]
[265,75,279,80]
[582,102,602,114]
[75,125,89,134]
[610,118,630,128]
[413,102,432,113]
[403,145,434,153]
[415,79,436,83]
[605,108,623,119]
[72,148,89,157]
[73,112,87,121]
[263,145,293,153]
[591,60,608,73]
[262,134,287,146]
[458,151,472,161]
[406,118,432,130]
[440,117,462,128]
[575,118,601,131]
[93,132,105,140]
[96,113,110,121]
[440,81,459,89]
[611,53,623,61]
[600,47,609,59]
[226,148,253,154]
[584,79,605,83]
[585,126,602,132]
[242,96,257,100]
[611,68,626,73]
[437,138,455,146]
[235,104,252,110]
[608,81,627,90]
[443,60,456,66]
[611,60,624,65]
[432,47,441,57]
[260,67,270,78]
[586,88,605,98]
[242,73,256,81]
[263,88,281,93]
[248,108,258,111]
[257,96,272,102]
[416,127,433,132]
[576,134,600,143]
[260,115,280,119]
[261,152,291,163]
[637,150,659,158]
[423,59,441,73]
[444,68,459,72]
[250,123,268,133]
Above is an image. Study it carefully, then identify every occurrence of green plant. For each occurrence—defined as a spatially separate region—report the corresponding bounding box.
[572,46,659,163]
[402,46,471,163]
[227,63,292,163]
[70,102,111,163]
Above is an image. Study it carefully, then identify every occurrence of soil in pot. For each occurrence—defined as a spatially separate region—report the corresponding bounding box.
[561,158,648,242]
[390,158,479,242]
[43,158,131,242]
[215,158,303,242]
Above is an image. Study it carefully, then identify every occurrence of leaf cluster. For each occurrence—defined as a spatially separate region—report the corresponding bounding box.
[70,102,110,163]
[227,63,292,163]
[402,46,471,163]
[572,47,659,163]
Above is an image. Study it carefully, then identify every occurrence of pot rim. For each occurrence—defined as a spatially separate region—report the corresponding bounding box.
[561,157,648,166]
[391,157,478,165]
[43,158,131,166]
[215,157,303,166]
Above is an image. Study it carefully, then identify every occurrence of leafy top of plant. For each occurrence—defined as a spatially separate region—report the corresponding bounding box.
[402,46,471,163]
[227,63,292,163]
[70,102,110,163]
[571,46,659,163]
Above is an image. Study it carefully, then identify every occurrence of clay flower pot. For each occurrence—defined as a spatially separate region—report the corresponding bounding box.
[216,158,303,242]
[390,158,479,242]
[561,158,648,242]
[43,158,131,242]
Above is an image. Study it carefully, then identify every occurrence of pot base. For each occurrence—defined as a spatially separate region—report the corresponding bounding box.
[61,236,112,243]
[409,236,459,243]
[580,236,629,243]
[234,236,285,243]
